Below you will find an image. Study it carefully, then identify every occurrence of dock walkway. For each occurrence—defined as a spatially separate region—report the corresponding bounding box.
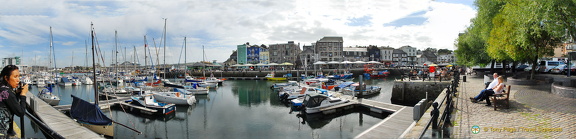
[355,106,414,139]
[27,92,104,138]
[315,94,415,138]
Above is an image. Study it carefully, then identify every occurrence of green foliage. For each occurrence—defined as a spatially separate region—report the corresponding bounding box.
[456,0,575,75]
[437,49,452,55]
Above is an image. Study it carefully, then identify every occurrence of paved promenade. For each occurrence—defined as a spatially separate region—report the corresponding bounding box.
[453,75,576,138]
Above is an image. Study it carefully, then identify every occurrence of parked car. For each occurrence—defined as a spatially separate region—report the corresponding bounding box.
[550,65,566,74]
[516,65,529,71]
[524,66,539,72]
[538,61,565,73]
[562,65,576,75]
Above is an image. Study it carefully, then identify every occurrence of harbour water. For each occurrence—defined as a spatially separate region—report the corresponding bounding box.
[21,77,398,139]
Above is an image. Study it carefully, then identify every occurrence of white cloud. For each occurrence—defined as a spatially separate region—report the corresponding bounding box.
[0,0,476,67]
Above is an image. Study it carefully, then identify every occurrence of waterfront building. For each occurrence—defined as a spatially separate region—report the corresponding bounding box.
[367,45,381,61]
[2,56,20,67]
[392,49,408,66]
[343,46,368,61]
[259,45,269,64]
[269,41,301,64]
[315,37,343,61]
[237,43,248,64]
[437,53,455,64]
[420,51,438,65]
[247,45,266,64]
[300,44,315,69]
[380,46,394,65]
[400,45,417,67]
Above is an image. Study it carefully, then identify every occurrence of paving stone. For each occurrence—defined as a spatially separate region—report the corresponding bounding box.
[452,75,576,138]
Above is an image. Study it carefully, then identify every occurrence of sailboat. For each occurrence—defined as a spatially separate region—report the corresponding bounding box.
[38,85,60,106]
[70,23,141,137]
[38,26,61,105]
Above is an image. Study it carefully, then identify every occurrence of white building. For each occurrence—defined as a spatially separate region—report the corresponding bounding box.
[437,53,455,64]
[380,46,394,62]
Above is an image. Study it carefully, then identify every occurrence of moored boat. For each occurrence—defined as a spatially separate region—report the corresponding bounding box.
[152,91,196,105]
[38,85,60,106]
[300,93,349,114]
[265,72,287,81]
[128,94,176,115]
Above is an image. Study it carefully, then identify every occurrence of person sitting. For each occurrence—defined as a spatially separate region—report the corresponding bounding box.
[471,75,505,106]
[470,73,498,103]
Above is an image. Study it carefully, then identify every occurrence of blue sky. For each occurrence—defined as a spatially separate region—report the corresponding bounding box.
[0,0,476,68]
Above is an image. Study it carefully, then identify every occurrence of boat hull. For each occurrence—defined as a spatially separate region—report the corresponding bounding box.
[267,77,287,81]
[79,123,114,137]
[153,93,196,105]
[40,98,60,106]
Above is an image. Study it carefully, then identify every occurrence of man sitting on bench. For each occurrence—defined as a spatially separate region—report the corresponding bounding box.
[470,73,499,106]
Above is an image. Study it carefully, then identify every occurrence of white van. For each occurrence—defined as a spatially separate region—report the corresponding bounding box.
[538,61,565,73]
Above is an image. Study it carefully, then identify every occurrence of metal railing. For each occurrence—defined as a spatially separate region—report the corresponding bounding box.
[417,72,460,138]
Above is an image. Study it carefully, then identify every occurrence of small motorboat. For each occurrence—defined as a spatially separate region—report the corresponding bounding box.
[299,93,349,114]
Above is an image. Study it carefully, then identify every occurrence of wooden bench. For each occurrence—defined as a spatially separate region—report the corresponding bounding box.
[490,85,511,110]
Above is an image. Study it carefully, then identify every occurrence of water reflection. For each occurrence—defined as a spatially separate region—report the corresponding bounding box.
[26,78,398,139]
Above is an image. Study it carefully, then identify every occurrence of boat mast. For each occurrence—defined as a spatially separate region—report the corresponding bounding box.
[184,37,187,75]
[202,45,205,77]
[115,30,118,89]
[163,18,167,79]
[91,23,99,105]
[144,35,147,70]
[49,26,53,73]
[85,40,88,68]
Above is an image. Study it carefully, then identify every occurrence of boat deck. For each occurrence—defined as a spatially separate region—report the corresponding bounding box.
[26,92,105,138]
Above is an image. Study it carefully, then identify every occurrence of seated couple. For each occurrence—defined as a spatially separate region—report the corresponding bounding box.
[470,74,505,106]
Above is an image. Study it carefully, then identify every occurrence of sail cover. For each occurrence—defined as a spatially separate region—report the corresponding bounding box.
[70,95,113,125]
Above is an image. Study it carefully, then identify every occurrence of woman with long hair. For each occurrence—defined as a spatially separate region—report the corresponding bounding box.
[0,65,27,137]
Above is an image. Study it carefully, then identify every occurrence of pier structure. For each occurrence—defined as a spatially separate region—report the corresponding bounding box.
[310,94,415,138]
[26,92,105,138]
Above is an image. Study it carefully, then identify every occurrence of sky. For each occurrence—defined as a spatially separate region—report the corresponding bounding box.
[0,0,477,68]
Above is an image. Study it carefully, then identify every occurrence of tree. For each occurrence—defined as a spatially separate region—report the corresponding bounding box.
[437,49,452,55]
[455,0,504,67]
[488,0,569,79]
[424,48,437,54]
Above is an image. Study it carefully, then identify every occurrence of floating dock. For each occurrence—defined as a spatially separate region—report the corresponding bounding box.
[26,92,105,138]
[312,94,415,139]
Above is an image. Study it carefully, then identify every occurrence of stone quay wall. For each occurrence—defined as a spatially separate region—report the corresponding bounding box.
[391,81,451,106]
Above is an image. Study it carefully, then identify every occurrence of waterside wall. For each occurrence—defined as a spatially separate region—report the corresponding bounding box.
[391,81,451,106]
[163,68,408,78]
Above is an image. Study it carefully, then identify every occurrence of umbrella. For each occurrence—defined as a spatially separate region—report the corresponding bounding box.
[429,64,438,66]
[446,65,453,67]
[255,63,267,66]
[353,61,366,64]
[367,61,380,64]
[280,62,293,65]
[313,61,327,65]
[327,61,341,64]
[341,61,353,64]
[269,63,279,66]
[231,64,243,67]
